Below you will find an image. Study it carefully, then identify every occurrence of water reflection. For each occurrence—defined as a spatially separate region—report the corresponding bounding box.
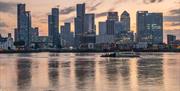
[74,56,96,91]
[48,58,59,90]
[17,58,32,91]
[103,58,131,91]
[0,53,179,91]
[137,57,164,91]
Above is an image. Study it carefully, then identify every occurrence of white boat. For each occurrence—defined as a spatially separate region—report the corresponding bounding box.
[101,52,140,57]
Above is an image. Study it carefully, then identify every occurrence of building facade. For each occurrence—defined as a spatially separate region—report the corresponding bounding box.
[84,14,95,34]
[31,36,53,49]
[136,11,163,44]
[83,14,96,49]
[106,12,119,35]
[115,11,134,49]
[167,35,176,45]
[114,22,123,34]
[74,3,86,48]
[120,11,130,32]
[99,22,107,35]
[15,4,32,48]
[74,3,96,49]
[60,23,74,48]
[0,33,15,50]
[30,27,39,41]
[48,8,61,48]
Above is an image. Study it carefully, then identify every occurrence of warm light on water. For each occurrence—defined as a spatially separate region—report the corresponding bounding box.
[0,52,180,91]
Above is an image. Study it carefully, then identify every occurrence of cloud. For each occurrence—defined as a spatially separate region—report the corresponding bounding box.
[61,17,74,23]
[96,12,108,18]
[0,21,8,32]
[164,8,180,27]
[32,13,48,24]
[171,22,180,26]
[164,15,180,22]
[164,6,180,27]
[60,1,103,15]
[0,1,16,14]
[169,8,180,15]
[87,2,103,11]
[143,0,163,4]
[0,21,8,28]
[39,18,47,24]
[114,0,126,4]
[115,0,163,4]
[60,6,75,15]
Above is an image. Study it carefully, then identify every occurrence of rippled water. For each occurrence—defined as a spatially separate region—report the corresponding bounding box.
[0,52,180,91]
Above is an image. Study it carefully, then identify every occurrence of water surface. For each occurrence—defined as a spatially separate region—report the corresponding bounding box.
[0,52,180,91]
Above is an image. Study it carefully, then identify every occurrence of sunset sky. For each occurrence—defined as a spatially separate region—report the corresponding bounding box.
[0,0,179,41]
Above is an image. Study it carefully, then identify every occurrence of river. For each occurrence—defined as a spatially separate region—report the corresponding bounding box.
[0,52,180,91]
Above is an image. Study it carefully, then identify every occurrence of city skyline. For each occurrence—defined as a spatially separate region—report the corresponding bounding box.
[1,2,176,50]
[0,0,179,40]
[0,1,180,90]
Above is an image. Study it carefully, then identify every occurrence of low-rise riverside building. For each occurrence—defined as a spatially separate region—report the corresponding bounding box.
[0,33,15,50]
[31,36,53,49]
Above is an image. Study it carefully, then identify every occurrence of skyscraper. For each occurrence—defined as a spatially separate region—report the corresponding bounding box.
[15,4,32,48]
[120,11,130,32]
[74,3,86,48]
[64,23,71,33]
[114,22,123,34]
[75,3,85,35]
[48,8,61,48]
[136,11,163,44]
[83,14,96,49]
[99,22,107,35]
[60,25,65,34]
[113,11,134,49]
[77,3,85,18]
[107,12,119,21]
[48,15,53,37]
[106,12,119,35]
[167,35,176,44]
[14,28,18,41]
[31,27,39,39]
[74,3,97,49]
[84,14,95,33]
[60,23,74,48]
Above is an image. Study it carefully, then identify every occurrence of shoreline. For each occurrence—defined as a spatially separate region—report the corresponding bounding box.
[0,49,180,54]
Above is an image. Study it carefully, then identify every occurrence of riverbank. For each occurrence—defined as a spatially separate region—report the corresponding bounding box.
[0,49,180,53]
